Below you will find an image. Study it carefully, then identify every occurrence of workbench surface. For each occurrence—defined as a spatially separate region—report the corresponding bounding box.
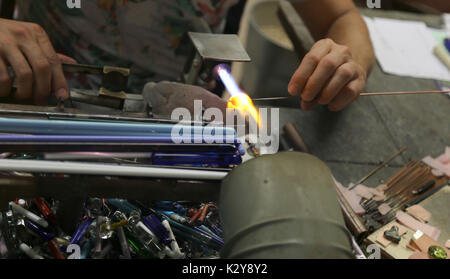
[276,9,449,187]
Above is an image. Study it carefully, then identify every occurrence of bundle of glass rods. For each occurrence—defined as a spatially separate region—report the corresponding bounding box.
[360,160,444,225]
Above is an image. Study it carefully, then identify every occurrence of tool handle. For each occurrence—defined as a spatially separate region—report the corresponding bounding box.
[433,45,450,71]
[283,123,311,154]
[277,1,313,59]
[412,180,435,195]
[406,180,449,208]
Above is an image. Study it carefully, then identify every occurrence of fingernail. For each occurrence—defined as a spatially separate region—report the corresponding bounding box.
[301,102,310,111]
[56,88,68,99]
[328,105,338,112]
[301,102,307,110]
[288,84,299,95]
[301,93,311,102]
[300,88,312,101]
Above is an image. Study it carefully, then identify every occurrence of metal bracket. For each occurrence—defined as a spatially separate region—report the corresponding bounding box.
[182,32,251,84]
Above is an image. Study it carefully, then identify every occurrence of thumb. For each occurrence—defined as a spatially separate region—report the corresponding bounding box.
[52,53,77,100]
[50,54,74,100]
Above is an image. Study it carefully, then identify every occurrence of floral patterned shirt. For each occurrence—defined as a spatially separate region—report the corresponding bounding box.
[16,0,239,93]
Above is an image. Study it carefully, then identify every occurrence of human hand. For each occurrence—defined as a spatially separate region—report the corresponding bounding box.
[0,18,76,104]
[288,39,367,111]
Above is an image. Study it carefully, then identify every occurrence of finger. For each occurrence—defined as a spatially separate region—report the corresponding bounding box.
[0,59,13,97]
[288,39,333,96]
[57,53,77,64]
[19,41,52,104]
[301,99,319,111]
[302,47,351,102]
[318,62,357,105]
[4,46,33,101]
[33,25,70,100]
[328,78,365,112]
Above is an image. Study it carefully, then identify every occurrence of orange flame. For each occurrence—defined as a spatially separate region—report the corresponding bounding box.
[227,94,261,127]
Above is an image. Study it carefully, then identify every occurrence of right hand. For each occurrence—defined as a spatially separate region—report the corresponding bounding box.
[0,18,76,104]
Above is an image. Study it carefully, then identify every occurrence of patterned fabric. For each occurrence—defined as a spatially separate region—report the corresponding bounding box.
[16,0,239,93]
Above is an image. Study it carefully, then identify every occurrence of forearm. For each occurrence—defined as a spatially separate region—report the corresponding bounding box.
[325,9,375,74]
[288,1,376,111]
[292,0,375,74]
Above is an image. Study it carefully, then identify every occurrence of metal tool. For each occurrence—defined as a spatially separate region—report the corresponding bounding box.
[349,147,407,190]
[0,31,255,117]
[3,32,252,113]
[182,32,251,85]
[0,105,177,124]
[5,63,146,113]
[252,90,450,103]
[361,160,447,226]
[383,226,401,243]
[68,88,146,112]
[412,180,435,195]
[405,180,450,208]
[61,63,148,112]
[62,63,130,95]
[365,165,430,214]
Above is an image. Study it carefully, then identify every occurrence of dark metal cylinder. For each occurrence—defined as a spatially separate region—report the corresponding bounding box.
[220,152,353,259]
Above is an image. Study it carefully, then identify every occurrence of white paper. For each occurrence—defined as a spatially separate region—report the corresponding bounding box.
[363,16,450,82]
[444,13,450,31]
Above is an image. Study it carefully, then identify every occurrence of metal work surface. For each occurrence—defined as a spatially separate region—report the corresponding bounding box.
[276,9,449,187]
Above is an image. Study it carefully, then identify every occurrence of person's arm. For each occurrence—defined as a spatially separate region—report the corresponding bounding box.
[288,0,375,111]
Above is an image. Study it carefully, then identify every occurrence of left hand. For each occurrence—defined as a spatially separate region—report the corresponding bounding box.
[288,38,367,111]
